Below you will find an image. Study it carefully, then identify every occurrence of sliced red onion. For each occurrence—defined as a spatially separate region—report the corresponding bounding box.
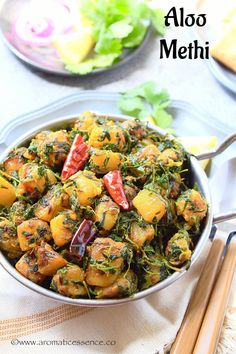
[13,0,75,47]
[31,19,54,38]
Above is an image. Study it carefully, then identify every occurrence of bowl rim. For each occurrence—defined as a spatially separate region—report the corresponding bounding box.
[0,113,213,306]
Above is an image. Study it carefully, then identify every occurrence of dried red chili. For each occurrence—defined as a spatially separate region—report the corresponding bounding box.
[103,170,129,210]
[69,219,97,259]
[61,135,89,182]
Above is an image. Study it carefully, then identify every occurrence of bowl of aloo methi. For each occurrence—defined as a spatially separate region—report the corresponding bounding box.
[0,112,212,306]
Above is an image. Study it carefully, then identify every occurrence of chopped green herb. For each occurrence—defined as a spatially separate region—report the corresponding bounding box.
[118,81,173,131]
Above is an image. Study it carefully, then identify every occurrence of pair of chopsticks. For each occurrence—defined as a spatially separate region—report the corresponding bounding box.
[171,229,236,354]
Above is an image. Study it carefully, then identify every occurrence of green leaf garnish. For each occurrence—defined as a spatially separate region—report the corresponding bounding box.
[64,0,166,74]
[118,81,174,131]
[109,20,134,39]
[150,8,166,35]
[152,108,173,129]
[118,96,145,115]
[65,54,119,74]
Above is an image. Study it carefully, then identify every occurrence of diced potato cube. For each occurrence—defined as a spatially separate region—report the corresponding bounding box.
[17,218,52,251]
[89,149,124,173]
[86,238,127,287]
[88,126,125,151]
[65,170,103,206]
[16,163,57,201]
[74,112,98,134]
[0,219,22,259]
[130,222,155,248]
[51,264,87,298]
[34,242,67,276]
[95,270,138,299]
[166,230,192,266]
[94,197,119,231]
[30,130,70,169]
[0,176,16,207]
[16,251,46,284]
[3,147,27,176]
[142,256,168,289]
[137,144,160,162]
[50,210,78,247]
[176,189,207,226]
[158,148,179,166]
[35,186,68,222]
[133,189,166,223]
[10,201,31,226]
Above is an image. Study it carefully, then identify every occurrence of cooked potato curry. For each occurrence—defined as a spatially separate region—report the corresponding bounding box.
[0,113,207,299]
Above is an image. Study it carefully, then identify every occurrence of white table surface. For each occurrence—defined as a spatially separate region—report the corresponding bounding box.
[0,0,235,131]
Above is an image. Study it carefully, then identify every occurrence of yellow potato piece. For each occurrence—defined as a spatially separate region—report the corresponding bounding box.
[130,222,155,248]
[88,126,125,151]
[16,252,45,284]
[133,189,166,223]
[52,265,87,298]
[74,112,98,134]
[0,176,16,207]
[65,171,102,206]
[90,150,124,173]
[35,242,67,276]
[17,218,52,251]
[50,211,77,247]
[94,198,119,231]
[75,175,102,206]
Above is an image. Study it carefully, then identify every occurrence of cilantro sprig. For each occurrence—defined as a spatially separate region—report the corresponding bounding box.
[118,81,174,131]
[66,0,165,74]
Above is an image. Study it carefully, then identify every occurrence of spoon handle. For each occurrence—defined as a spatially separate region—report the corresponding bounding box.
[193,238,236,354]
[170,236,225,354]
[196,132,236,160]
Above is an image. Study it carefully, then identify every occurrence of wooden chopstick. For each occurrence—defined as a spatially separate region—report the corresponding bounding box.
[193,235,236,354]
[170,232,226,354]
